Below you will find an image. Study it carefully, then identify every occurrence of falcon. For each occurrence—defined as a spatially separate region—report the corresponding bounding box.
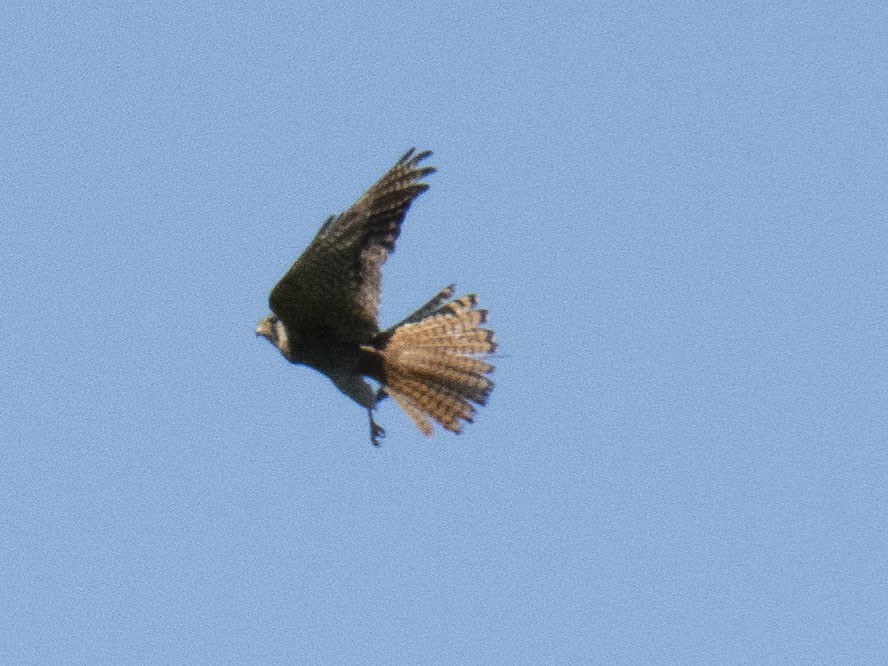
[256,149,496,445]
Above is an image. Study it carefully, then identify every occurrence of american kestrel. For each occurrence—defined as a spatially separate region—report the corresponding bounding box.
[256,149,495,444]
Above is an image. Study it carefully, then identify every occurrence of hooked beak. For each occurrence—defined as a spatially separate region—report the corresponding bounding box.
[255,318,272,338]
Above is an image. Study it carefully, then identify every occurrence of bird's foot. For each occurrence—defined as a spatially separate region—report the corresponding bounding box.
[369,410,385,446]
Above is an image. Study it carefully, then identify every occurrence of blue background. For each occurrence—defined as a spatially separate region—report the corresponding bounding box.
[3,2,886,662]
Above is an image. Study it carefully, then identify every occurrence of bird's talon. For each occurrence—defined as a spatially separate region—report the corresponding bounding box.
[369,409,386,446]
[370,422,385,446]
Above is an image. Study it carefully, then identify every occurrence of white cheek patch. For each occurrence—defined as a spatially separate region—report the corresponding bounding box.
[273,320,291,359]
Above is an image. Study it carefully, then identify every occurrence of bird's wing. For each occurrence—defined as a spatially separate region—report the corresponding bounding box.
[269,149,435,342]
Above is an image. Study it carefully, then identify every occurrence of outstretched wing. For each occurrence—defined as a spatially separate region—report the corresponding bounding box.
[269,149,435,342]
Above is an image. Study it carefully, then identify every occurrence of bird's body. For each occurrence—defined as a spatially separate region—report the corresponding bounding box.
[256,149,495,444]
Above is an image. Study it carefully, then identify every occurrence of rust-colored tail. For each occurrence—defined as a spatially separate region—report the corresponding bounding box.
[378,290,496,437]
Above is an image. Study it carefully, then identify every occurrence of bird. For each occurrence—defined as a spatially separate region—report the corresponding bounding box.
[256,149,496,445]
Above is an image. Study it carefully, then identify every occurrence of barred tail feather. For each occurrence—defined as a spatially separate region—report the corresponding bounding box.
[380,293,496,437]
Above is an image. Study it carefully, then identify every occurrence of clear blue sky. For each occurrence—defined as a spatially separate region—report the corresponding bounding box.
[3,2,886,662]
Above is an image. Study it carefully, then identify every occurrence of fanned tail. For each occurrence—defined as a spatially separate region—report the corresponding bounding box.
[378,293,496,437]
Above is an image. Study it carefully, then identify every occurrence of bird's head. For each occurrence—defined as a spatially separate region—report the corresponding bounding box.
[256,313,292,360]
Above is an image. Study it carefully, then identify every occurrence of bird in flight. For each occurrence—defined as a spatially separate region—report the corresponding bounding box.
[256,149,496,445]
